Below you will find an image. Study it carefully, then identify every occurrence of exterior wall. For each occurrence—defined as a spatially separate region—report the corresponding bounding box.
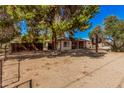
[86,41,92,48]
[72,41,78,49]
[72,41,86,49]
[58,40,92,50]
[57,42,61,50]
[98,43,104,48]
[92,43,105,49]
[57,41,72,51]
[55,39,94,50]
[43,42,48,51]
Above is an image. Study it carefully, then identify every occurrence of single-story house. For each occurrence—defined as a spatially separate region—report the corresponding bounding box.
[55,38,92,51]
[57,38,72,51]
[11,38,93,52]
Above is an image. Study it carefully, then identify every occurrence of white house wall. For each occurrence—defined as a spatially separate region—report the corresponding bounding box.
[86,41,92,48]
[57,41,72,51]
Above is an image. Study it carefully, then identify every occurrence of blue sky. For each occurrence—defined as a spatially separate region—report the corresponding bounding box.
[20,5,124,38]
[20,19,28,35]
[75,5,124,39]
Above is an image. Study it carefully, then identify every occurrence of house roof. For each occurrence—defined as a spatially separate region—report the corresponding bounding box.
[82,38,90,41]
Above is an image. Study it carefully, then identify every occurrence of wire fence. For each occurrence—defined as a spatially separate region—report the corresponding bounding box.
[13,79,32,88]
[0,59,20,88]
[0,60,2,88]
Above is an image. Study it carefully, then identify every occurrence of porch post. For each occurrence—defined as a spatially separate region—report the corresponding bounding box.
[77,41,79,49]
[43,42,48,51]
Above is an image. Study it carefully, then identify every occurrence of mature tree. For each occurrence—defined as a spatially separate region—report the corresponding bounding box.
[0,6,17,60]
[5,5,99,50]
[104,16,124,52]
[6,6,41,50]
[37,5,99,49]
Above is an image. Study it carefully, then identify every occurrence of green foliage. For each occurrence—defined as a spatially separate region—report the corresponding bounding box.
[0,6,17,44]
[24,5,99,47]
[0,5,99,49]
[37,6,99,46]
[104,16,124,51]
[89,25,103,41]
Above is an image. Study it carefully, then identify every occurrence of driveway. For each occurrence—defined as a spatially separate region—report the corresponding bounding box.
[65,53,124,88]
[3,51,124,88]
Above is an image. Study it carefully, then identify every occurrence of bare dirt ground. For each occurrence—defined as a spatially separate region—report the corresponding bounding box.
[1,49,124,88]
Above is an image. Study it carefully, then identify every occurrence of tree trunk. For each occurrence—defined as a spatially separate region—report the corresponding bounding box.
[32,43,38,51]
[112,41,118,52]
[107,42,118,52]
[112,47,118,52]
[0,43,2,49]
[60,40,62,51]
[52,32,57,50]
[54,32,57,50]
[95,34,99,53]
[112,46,120,52]
[52,34,54,50]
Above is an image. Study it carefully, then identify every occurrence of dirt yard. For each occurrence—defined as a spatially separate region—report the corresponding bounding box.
[1,49,124,88]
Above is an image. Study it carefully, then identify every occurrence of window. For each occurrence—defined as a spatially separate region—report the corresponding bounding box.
[64,41,70,47]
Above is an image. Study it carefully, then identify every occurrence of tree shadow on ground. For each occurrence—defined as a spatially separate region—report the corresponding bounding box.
[54,49,107,58]
[6,49,108,61]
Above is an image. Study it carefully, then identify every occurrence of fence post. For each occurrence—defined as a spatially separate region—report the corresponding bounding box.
[29,80,32,88]
[18,61,20,82]
[0,60,2,88]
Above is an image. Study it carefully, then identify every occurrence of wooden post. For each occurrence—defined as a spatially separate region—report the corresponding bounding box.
[29,80,32,88]
[0,60,2,88]
[18,61,20,82]
[4,44,7,61]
